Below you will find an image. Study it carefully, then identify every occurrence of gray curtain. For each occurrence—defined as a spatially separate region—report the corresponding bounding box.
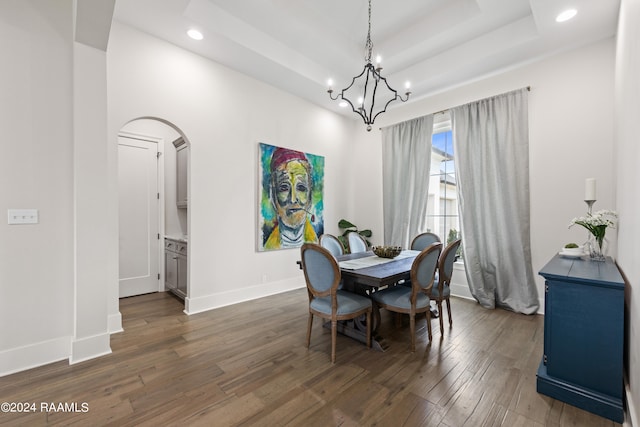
[381,115,434,248]
[451,88,538,314]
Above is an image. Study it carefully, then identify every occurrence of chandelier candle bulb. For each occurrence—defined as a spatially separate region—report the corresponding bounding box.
[585,178,596,201]
[327,79,334,92]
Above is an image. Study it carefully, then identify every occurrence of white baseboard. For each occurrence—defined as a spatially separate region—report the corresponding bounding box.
[537,297,546,315]
[185,277,305,315]
[2,332,113,376]
[451,262,474,300]
[70,333,112,365]
[108,311,123,334]
[450,283,474,300]
[0,336,71,377]
[625,381,638,427]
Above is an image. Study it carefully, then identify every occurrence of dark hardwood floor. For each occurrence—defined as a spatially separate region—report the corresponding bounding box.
[0,289,621,426]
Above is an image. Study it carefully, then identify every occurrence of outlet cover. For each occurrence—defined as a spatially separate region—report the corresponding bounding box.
[8,209,39,225]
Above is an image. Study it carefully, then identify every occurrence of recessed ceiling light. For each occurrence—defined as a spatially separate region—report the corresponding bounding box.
[187,29,203,40]
[556,9,577,23]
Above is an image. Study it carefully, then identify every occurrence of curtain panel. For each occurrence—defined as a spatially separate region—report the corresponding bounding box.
[451,88,539,314]
[381,115,434,248]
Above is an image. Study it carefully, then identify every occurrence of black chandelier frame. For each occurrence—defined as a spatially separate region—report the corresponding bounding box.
[328,62,410,131]
[327,0,410,131]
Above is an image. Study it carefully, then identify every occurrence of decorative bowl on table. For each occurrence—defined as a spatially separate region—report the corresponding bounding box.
[559,244,584,257]
[372,245,402,259]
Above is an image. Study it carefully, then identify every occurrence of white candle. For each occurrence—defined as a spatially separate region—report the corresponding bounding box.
[585,178,596,201]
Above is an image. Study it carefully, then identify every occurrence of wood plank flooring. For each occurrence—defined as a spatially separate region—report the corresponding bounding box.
[0,289,621,426]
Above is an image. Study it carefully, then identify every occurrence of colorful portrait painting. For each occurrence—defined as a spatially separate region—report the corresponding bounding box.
[258,143,324,251]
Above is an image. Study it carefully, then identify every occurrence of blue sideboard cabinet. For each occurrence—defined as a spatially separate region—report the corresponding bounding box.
[537,254,624,423]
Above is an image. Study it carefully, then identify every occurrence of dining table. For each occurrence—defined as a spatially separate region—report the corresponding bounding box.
[335,249,422,351]
[338,250,420,288]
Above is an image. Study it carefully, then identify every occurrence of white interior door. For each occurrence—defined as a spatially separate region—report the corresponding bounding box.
[118,136,160,298]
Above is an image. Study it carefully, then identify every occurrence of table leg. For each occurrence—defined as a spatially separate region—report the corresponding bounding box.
[331,277,391,351]
[328,319,389,352]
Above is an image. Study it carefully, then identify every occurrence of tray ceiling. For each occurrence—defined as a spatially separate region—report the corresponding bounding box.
[113,0,620,119]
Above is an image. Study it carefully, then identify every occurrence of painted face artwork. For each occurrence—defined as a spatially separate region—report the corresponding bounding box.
[273,159,311,230]
[269,148,314,247]
[259,143,324,251]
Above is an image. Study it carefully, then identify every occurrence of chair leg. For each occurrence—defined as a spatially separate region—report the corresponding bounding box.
[446,298,453,327]
[331,320,337,363]
[437,301,444,335]
[425,310,433,343]
[306,313,313,348]
[409,314,416,352]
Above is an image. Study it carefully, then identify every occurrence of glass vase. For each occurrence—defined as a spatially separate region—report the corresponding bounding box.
[587,235,606,262]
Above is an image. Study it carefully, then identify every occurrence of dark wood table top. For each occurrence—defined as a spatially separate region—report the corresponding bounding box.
[337,251,418,288]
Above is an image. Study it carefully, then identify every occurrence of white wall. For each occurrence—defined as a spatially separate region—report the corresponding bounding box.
[0,0,75,373]
[615,0,640,424]
[107,22,358,315]
[360,39,616,312]
[0,0,113,374]
[349,130,386,246]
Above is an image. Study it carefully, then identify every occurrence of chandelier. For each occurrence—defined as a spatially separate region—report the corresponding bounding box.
[327,0,411,131]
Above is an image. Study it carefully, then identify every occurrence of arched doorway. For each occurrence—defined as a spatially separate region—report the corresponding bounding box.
[117,118,189,303]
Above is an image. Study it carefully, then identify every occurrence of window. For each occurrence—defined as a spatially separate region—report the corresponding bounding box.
[426,113,460,247]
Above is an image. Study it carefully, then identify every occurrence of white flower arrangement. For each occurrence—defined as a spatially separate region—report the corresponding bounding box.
[569,209,618,248]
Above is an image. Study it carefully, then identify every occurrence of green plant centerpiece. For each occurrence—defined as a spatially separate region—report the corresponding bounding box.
[337,219,372,253]
[372,245,401,258]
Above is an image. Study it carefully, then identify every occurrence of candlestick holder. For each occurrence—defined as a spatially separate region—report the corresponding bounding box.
[584,199,595,215]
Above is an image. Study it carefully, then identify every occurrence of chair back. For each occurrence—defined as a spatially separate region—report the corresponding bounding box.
[319,234,344,258]
[410,232,441,251]
[347,232,367,254]
[438,239,461,289]
[410,242,442,297]
[300,243,341,298]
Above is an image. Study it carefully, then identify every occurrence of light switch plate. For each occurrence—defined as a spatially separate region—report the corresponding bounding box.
[8,209,39,224]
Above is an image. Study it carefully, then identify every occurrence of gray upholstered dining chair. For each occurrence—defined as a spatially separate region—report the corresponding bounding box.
[300,243,372,363]
[372,242,442,351]
[410,232,441,251]
[400,232,441,289]
[319,233,344,258]
[430,239,461,335]
[347,232,368,254]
